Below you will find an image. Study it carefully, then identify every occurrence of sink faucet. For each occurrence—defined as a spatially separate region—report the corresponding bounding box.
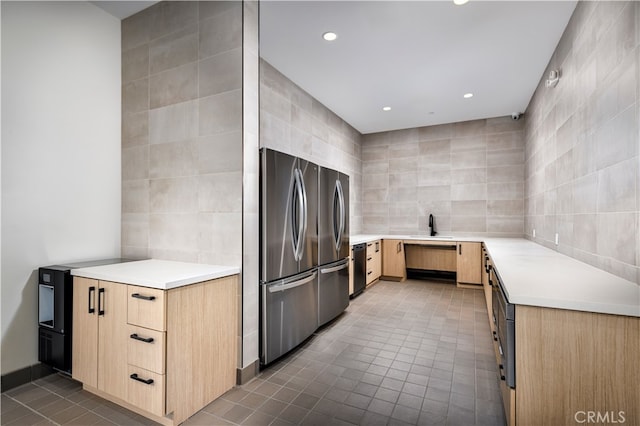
[428,214,437,236]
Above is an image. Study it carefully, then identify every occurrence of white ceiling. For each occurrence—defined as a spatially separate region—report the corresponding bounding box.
[260,1,577,134]
[93,0,578,135]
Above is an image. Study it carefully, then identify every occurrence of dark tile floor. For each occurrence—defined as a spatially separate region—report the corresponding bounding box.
[2,279,505,426]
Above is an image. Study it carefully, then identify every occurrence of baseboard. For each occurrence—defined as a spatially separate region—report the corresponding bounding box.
[236,359,260,385]
[1,363,55,392]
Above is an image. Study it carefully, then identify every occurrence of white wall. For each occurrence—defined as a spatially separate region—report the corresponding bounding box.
[1,1,121,375]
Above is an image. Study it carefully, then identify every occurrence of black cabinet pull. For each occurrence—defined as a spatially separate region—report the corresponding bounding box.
[367,257,372,261]
[130,333,154,343]
[131,293,156,301]
[458,244,462,255]
[130,373,154,385]
[98,288,105,316]
[88,286,95,314]
[367,271,372,275]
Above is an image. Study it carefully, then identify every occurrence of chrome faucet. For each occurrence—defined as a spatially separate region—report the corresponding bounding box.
[428,214,437,236]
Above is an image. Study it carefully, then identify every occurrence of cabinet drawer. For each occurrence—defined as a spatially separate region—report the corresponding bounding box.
[128,286,166,331]
[127,325,165,374]
[127,365,165,417]
[366,243,375,257]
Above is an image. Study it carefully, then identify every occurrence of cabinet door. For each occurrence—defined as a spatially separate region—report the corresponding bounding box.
[373,241,382,279]
[457,242,482,285]
[382,239,406,280]
[97,281,129,400]
[72,277,98,387]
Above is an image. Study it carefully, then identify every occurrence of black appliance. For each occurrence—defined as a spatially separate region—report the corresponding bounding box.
[491,266,515,388]
[351,243,366,297]
[38,259,130,374]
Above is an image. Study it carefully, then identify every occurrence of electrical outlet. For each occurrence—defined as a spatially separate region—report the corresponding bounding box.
[555,233,559,245]
[532,228,536,238]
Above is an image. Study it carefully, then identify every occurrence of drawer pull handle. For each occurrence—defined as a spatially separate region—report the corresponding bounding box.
[130,374,154,385]
[131,293,156,301]
[367,271,372,275]
[367,257,372,261]
[130,333,154,343]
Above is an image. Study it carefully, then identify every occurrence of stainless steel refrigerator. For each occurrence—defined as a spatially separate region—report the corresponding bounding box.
[260,148,318,365]
[317,167,350,326]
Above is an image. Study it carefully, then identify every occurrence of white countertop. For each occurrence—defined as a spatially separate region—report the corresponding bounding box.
[483,239,640,317]
[350,234,640,317]
[350,234,482,245]
[71,259,240,290]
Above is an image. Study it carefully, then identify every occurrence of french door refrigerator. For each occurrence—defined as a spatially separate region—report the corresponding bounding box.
[260,148,318,365]
[318,167,350,326]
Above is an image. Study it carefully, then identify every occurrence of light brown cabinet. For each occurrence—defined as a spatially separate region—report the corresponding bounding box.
[73,275,238,426]
[72,278,128,401]
[348,253,354,296]
[366,240,382,285]
[456,242,482,285]
[382,239,406,281]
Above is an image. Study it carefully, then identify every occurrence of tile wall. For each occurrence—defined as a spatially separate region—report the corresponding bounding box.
[121,1,263,372]
[260,60,363,234]
[524,1,639,283]
[242,1,260,371]
[121,1,244,266]
[361,117,526,236]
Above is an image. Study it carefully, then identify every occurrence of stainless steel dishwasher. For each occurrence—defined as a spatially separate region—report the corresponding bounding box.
[352,243,366,297]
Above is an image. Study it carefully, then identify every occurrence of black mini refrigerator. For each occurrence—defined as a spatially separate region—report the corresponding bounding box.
[38,259,131,374]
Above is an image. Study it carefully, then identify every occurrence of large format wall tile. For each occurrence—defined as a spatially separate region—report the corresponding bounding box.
[362,117,525,236]
[525,1,639,283]
[122,1,244,265]
[149,25,198,75]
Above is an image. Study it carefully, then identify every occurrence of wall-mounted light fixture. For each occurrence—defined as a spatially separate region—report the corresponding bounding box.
[545,70,560,88]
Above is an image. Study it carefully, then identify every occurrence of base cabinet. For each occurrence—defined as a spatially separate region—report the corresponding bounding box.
[381,239,406,281]
[456,242,482,285]
[73,275,238,426]
[484,255,639,426]
[366,240,381,285]
[72,278,128,400]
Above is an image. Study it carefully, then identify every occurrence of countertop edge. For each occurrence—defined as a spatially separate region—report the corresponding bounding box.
[71,261,241,290]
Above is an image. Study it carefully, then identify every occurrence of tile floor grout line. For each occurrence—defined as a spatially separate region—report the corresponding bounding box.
[3,393,62,426]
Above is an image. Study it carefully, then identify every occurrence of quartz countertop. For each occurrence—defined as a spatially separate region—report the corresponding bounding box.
[483,238,640,317]
[71,259,240,290]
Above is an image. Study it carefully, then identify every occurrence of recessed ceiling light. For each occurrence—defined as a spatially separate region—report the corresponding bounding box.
[463,93,474,98]
[322,32,337,41]
[382,106,391,111]
[454,0,469,5]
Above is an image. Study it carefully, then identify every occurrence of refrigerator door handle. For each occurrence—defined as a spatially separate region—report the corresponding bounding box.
[291,169,305,261]
[268,271,317,293]
[333,179,345,253]
[337,179,345,252]
[296,168,308,261]
[320,262,349,274]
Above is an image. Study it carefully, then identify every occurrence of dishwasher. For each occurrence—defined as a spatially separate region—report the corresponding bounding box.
[352,243,366,297]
